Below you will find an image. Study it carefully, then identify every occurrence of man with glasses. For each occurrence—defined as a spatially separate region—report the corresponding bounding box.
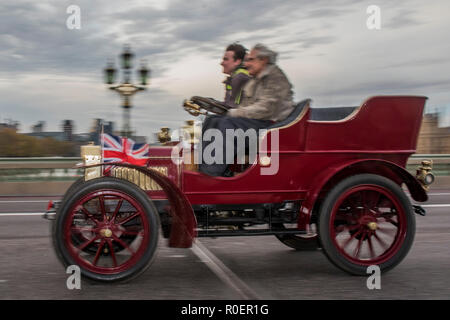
[228,43,294,120]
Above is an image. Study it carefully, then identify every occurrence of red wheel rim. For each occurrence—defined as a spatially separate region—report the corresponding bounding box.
[329,185,407,266]
[63,190,150,275]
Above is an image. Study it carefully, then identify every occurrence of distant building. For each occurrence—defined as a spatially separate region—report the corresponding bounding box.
[0,119,20,132]
[62,120,73,141]
[90,118,115,144]
[13,117,147,154]
[26,131,65,141]
[417,113,450,154]
[32,121,45,133]
[27,120,66,141]
[73,133,91,143]
[24,118,121,146]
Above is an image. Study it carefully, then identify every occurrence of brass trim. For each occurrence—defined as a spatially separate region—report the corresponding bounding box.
[81,144,102,181]
[416,159,434,191]
[111,166,168,191]
[157,127,171,143]
[367,222,377,231]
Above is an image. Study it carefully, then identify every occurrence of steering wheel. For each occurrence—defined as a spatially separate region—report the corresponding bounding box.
[183,96,230,116]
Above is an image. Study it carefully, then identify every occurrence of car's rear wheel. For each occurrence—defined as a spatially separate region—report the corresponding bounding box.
[53,177,160,282]
[318,174,415,275]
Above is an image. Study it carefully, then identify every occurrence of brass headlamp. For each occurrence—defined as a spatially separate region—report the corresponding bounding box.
[416,159,435,191]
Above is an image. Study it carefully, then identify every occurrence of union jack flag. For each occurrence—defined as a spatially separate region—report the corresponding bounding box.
[101,133,149,169]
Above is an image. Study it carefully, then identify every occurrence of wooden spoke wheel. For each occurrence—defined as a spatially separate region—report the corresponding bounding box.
[318,174,415,275]
[53,177,160,282]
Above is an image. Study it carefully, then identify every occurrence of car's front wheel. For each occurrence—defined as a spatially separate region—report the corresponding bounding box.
[52,177,160,282]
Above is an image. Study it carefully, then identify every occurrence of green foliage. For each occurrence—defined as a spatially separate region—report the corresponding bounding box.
[0,128,77,157]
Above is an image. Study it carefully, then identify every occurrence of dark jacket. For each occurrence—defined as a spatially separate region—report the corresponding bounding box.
[223,67,250,108]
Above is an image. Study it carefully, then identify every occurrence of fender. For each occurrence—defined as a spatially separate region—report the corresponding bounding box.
[299,159,427,229]
[79,162,197,248]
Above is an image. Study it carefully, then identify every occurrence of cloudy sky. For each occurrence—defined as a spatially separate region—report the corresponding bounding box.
[1,0,449,141]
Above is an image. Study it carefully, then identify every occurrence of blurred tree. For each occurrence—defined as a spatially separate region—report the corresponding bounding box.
[0,128,77,157]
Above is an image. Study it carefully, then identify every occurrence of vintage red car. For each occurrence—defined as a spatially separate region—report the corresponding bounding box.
[47,95,434,282]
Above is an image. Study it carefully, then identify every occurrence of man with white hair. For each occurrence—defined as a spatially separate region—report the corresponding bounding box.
[228,43,294,121]
[199,44,294,176]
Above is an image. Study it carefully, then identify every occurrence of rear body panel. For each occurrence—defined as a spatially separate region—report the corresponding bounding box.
[177,96,427,205]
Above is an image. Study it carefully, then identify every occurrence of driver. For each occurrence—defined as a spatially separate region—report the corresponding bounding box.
[199,44,295,176]
[193,43,250,136]
[221,43,250,108]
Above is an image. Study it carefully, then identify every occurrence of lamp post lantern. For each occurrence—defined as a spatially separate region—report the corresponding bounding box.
[104,45,149,137]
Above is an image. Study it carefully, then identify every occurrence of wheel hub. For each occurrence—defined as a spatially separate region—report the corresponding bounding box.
[359,215,377,228]
[367,221,378,231]
[99,228,113,238]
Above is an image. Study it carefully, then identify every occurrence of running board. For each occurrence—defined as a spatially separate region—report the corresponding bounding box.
[197,228,307,237]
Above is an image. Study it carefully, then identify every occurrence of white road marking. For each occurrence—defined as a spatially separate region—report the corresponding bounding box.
[191,240,261,300]
[415,240,450,243]
[421,204,450,208]
[0,212,46,216]
[0,200,51,203]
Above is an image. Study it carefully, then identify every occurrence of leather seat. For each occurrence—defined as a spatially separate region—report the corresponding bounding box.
[310,106,357,121]
[268,100,357,129]
[268,99,311,129]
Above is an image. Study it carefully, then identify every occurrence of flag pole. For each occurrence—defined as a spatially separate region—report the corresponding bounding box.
[101,123,104,174]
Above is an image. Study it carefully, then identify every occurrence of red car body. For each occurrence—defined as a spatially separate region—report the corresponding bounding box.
[142,96,427,246]
[50,95,432,282]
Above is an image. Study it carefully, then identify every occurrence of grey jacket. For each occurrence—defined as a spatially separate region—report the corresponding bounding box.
[227,64,294,122]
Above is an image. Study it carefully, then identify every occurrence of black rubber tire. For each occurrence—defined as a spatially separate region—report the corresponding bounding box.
[52,177,160,283]
[48,177,87,245]
[318,174,415,276]
[61,177,86,204]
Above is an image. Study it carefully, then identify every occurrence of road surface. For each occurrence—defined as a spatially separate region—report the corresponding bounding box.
[0,191,449,300]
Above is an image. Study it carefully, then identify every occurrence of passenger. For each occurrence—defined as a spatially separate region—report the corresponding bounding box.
[228,43,294,121]
[199,43,294,177]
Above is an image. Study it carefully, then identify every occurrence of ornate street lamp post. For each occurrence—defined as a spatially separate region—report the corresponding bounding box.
[104,45,150,137]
